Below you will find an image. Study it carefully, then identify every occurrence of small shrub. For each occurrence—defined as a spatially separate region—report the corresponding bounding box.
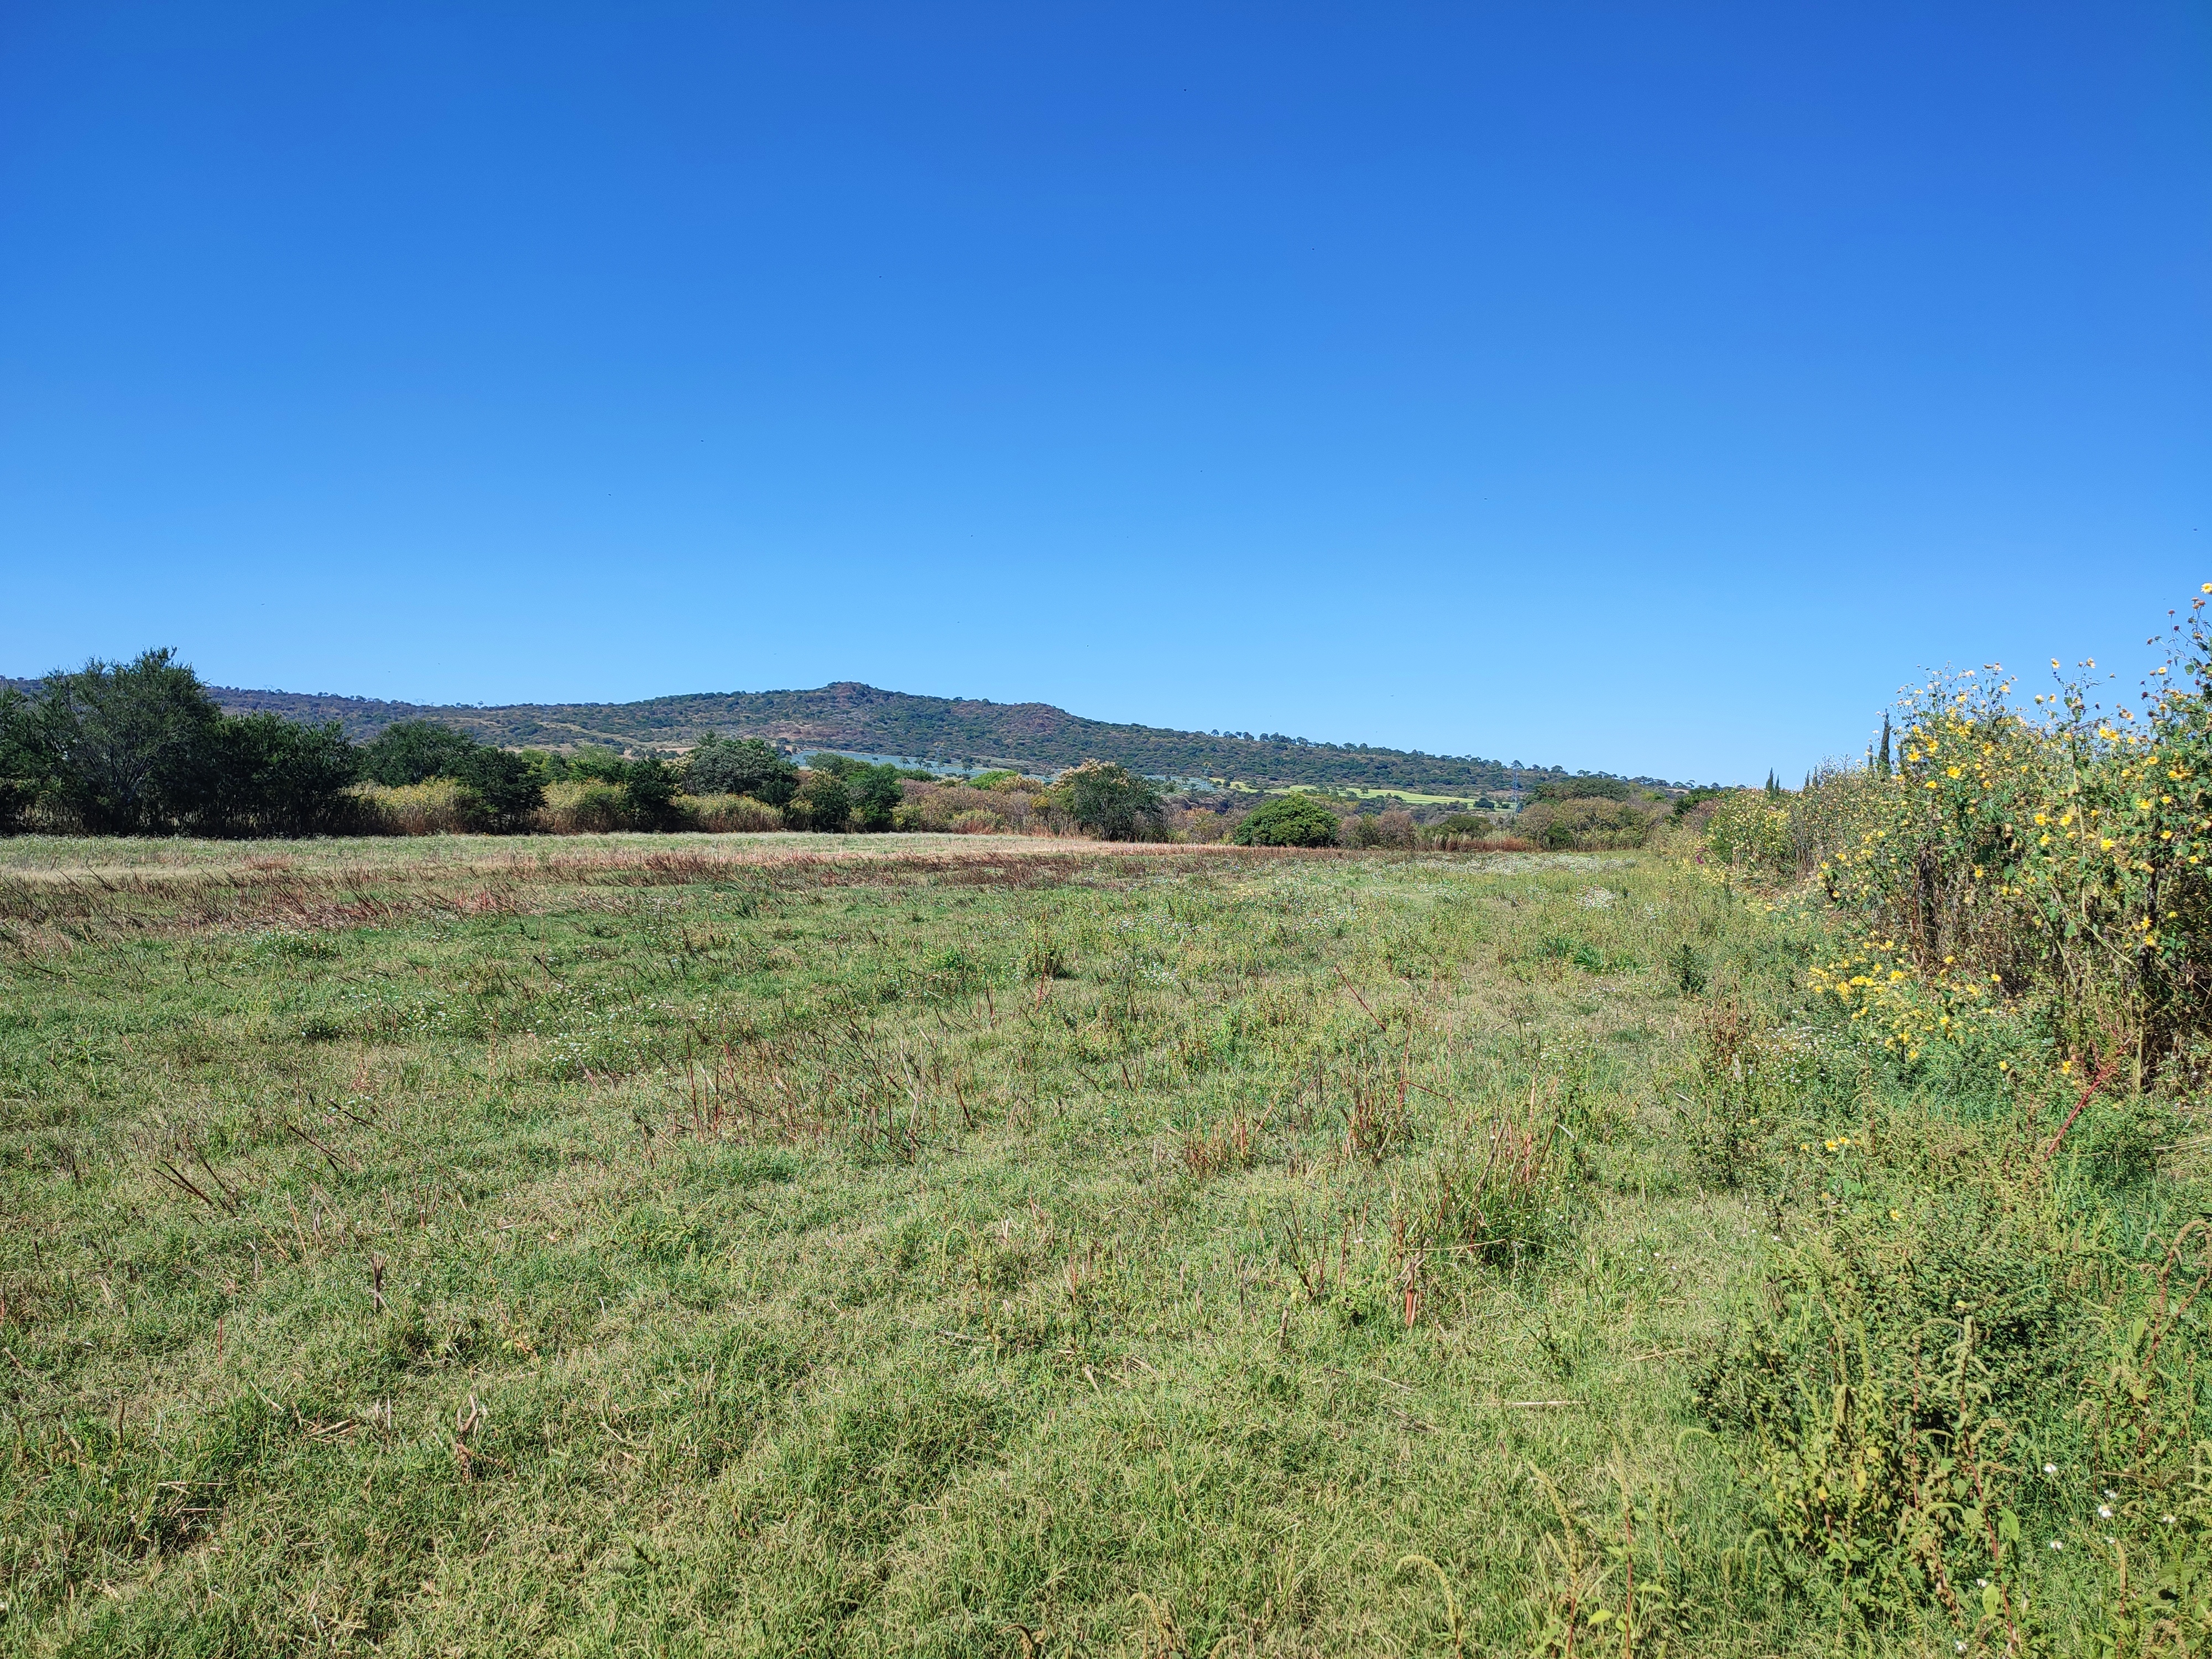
[1021,920,1068,980]
[1347,808,1416,849]
[1671,942,1708,995]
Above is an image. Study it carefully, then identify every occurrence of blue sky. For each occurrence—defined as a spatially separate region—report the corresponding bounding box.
[2,3,2205,784]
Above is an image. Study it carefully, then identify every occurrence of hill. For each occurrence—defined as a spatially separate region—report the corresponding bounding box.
[3,675,1681,797]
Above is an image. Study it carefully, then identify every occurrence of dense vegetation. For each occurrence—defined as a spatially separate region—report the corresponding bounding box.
[0,652,359,838]
[0,676,1678,800]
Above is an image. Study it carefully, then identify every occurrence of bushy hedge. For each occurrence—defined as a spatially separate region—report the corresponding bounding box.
[1231,793,1340,847]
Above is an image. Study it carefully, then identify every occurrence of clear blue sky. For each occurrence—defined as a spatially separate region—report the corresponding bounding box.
[3,3,2206,784]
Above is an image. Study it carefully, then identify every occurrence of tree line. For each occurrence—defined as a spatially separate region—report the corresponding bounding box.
[0,651,1187,840]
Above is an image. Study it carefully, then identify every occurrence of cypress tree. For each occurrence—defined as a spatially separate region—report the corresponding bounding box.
[1877,713,1892,779]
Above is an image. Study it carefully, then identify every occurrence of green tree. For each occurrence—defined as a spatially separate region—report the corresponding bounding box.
[564,745,632,784]
[851,763,904,832]
[786,772,851,832]
[28,649,225,833]
[456,748,546,830]
[1230,793,1340,847]
[1052,760,1164,840]
[685,735,800,805]
[359,721,483,786]
[0,687,42,831]
[619,755,682,829]
[203,715,361,836]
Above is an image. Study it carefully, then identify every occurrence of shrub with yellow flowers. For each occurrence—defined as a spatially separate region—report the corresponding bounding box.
[1704,790,1797,876]
[1809,587,2212,1079]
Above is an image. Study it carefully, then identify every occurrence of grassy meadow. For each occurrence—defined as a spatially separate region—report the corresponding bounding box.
[1,833,2205,1656]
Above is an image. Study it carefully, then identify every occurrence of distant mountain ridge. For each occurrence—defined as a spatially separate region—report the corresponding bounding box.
[2,675,1683,797]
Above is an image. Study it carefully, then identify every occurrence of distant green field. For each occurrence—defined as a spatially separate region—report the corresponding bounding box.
[1,836,2200,1655]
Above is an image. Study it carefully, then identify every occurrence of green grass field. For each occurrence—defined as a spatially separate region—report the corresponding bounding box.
[1,837,2203,1656]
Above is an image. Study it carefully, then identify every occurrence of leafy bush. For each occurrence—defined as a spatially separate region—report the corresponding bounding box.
[1232,793,1341,847]
[850,764,904,832]
[358,721,482,787]
[1702,790,1795,871]
[1346,808,1417,848]
[560,745,632,784]
[1052,760,1165,840]
[685,735,800,805]
[457,747,547,830]
[1517,795,1666,851]
[784,771,852,832]
[618,754,683,828]
[1671,785,1725,820]
[201,714,362,835]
